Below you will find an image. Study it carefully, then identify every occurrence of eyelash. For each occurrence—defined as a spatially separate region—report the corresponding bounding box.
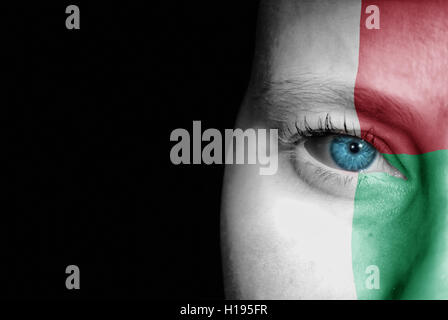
[295,114,355,138]
[279,113,382,152]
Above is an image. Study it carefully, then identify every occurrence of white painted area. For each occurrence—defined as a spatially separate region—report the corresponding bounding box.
[221,0,363,299]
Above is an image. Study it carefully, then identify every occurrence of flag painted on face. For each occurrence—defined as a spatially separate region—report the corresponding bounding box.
[221,0,448,300]
[352,0,448,299]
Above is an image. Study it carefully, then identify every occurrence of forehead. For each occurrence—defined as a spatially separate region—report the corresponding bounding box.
[256,0,362,82]
[356,0,448,153]
[357,1,448,108]
[256,0,448,154]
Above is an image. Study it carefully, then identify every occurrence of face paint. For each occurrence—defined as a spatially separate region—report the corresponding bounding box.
[222,0,448,299]
[353,0,448,299]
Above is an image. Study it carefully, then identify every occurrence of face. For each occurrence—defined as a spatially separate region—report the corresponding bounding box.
[221,0,448,299]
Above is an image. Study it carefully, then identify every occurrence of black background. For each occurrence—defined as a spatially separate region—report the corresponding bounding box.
[5,2,258,299]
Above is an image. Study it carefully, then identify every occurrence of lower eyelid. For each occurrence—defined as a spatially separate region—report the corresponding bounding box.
[365,153,406,179]
[286,142,359,197]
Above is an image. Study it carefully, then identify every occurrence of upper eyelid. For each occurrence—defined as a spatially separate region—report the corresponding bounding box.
[359,128,393,154]
[297,113,357,136]
[277,113,357,145]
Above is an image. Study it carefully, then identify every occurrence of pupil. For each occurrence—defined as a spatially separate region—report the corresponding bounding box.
[349,142,361,153]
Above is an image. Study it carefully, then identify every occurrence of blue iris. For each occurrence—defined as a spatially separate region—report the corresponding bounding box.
[330,136,377,171]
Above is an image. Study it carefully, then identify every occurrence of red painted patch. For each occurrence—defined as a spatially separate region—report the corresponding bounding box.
[355,0,448,155]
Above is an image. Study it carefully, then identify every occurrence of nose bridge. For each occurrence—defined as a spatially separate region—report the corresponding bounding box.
[400,151,448,299]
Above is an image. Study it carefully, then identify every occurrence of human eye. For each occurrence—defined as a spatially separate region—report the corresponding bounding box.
[306,135,377,172]
[278,114,404,198]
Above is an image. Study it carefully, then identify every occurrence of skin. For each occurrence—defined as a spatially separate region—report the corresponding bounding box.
[221,0,448,299]
[353,0,448,299]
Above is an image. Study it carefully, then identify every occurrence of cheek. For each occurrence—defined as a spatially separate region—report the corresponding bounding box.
[352,169,416,299]
[221,156,357,299]
[352,152,448,299]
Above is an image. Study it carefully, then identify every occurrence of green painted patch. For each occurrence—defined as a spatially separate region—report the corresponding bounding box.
[352,150,448,299]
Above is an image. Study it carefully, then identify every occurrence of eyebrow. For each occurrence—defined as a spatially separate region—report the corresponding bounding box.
[250,76,420,127]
